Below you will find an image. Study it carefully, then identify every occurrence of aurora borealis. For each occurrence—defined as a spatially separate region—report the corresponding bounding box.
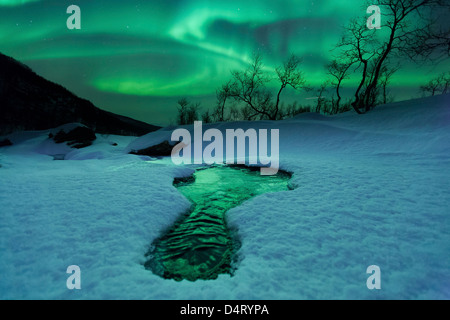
[1,0,448,125]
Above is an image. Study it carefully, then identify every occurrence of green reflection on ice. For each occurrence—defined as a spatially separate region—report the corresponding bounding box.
[145,165,292,281]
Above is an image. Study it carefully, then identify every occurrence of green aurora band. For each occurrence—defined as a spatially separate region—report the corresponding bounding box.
[0,0,448,125]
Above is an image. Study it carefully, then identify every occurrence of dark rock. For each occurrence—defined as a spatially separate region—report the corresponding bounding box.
[130,140,179,157]
[173,175,195,186]
[0,139,13,147]
[53,126,96,149]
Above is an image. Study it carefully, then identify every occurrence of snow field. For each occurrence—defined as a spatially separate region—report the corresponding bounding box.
[0,94,449,299]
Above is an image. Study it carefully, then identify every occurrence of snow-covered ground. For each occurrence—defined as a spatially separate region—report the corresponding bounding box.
[0,94,449,299]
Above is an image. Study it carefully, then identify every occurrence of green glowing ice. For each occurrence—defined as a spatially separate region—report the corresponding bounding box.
[144,165,292,281]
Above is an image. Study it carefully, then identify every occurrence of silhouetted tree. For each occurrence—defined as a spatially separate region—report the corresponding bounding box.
[379,63,400,104]
[335,18,379,114]
[365,0,449,110]
[228,53,273,120]
[327,59,352,113]
[286,102,312,117]
[404,8,450,61]
[176,98,189,125]
[186,102,200,124]
[315,82,329,114]
[201,109,212,124]
[213,81,232,122]
[222,53,307,120]
[420,72,450,96]
[335,0,449,113]
[228,104,241,121]
[274,54,307,119]
[176,98,200,125]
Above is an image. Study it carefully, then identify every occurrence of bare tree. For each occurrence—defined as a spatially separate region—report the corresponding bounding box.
[176,98,200,125]
[403,7,450,61]
[201,109,212,124]
[274,54,307,119]
[186,102,200,124]
[335,0,449,113]
[176,98,189,125]
[335,18,379,114]
[224,53,307,120]
[229,53,274,120]
[228,104,241,121]
[240,105,254,121]
[365,0,449,109]
[279,101,313,119]
[420,72,450,96]
[213,81,232,122]
[327,59,352,113]
[315,82,329,114]
[281,102,296,119]
[379,63,400,104]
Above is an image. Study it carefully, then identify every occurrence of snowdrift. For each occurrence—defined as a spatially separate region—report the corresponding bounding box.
[0,94,449,299]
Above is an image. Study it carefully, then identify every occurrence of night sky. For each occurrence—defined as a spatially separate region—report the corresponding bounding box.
[1,0,448,126]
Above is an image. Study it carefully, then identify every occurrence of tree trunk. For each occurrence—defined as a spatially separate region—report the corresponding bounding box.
[220,97,227,122]
[335,82,342,113]
[352,59,368,114]
[274,84,285,120]
[364,20,398,111]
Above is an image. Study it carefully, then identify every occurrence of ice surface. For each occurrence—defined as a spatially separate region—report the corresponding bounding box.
[0,94,449,299]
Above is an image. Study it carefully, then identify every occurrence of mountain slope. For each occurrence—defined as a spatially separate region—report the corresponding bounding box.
[0,53,160,136]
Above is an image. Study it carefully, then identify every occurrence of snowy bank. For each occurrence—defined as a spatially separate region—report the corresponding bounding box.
[0,94,449,299]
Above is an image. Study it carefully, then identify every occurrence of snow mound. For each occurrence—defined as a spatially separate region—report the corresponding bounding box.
[0,94,449,299]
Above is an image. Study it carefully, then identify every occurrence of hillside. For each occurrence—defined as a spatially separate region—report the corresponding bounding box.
[0,53,159,136]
